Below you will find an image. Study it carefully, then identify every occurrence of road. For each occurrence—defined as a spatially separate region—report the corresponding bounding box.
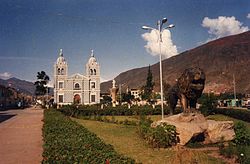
[0,107,43,164]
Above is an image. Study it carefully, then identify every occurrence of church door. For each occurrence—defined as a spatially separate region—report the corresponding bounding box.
[74,94,81,104]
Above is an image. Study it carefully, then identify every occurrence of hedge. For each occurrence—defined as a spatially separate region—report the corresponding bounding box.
[137,117,178,148]
[42,109,135,163]
[60,104,182,117]
[213,108,250,123]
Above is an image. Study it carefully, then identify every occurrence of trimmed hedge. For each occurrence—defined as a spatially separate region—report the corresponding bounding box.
[60,104,181,117]
[213,108,250,123]
[42,109,135,163]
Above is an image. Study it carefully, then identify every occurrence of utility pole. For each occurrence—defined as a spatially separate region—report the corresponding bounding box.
[119,84,122,105]
[233,73,236,100]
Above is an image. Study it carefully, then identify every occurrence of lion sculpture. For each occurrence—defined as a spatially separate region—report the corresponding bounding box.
[167,67,205,115]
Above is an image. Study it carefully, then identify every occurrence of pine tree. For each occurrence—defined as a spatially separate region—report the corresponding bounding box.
[142,65,154,101]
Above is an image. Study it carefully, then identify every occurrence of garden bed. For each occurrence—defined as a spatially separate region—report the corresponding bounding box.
[42,109,135,163]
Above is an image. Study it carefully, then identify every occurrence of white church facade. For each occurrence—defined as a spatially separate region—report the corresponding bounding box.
[54,49,100,105]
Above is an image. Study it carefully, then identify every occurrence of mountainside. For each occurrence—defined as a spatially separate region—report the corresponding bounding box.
[0,77,36,95]
[101,31,250,94]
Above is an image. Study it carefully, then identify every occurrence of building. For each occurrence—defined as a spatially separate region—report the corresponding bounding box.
[54,49,100,105]
[0,85,28,109]
[130,88,141,100]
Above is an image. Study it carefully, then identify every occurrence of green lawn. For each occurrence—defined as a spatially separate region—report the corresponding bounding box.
[73,118,223,164]
[104,115,162,122]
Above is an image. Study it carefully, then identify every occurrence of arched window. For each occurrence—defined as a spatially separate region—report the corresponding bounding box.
[61,68,64,75]
[57,68,61,75]
[91,82,95,89]
[90,69,93,75]
[94,69,96,75]
[74,83,80,89]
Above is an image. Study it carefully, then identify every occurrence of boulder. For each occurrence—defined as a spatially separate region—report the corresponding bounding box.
[205,120,235,144]
[151,113,235,145]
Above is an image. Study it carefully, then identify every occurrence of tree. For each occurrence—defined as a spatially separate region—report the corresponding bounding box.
[141,65,154,101]
[122,91,135,103]
[100,95,112,104]
[34,71,50,96]
[163,82,171,100]
[198,93,217,116]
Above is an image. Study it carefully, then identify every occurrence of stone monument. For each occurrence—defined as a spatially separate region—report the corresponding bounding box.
[110,79,118,107]
[152,67,235,145]
[167,67,206,115]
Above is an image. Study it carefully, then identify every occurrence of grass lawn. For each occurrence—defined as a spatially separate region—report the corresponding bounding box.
[73,118,223,164]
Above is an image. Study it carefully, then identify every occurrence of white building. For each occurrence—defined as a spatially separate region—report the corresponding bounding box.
[54,49,100,105]
[130,88,141,99]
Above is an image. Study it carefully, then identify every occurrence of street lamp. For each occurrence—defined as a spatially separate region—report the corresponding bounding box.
[142,18,175,120]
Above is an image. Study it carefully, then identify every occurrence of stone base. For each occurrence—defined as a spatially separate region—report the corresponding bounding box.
[151,113,235,145]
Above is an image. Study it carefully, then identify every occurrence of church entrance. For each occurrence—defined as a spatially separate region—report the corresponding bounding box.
[74,94,81,104]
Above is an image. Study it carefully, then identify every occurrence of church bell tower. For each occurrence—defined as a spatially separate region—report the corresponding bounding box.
[85,50,100,104]
[54,49,68,104]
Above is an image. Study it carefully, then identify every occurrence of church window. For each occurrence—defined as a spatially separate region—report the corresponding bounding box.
[91,82,95,89]
[59,82,63,89]
[90,69,93,75]
[74,83,80,89]
[94,69,96,75]
[91,95,95,102]
[58,68,60,75]
[61,68,64,75]
[59,95,63,103]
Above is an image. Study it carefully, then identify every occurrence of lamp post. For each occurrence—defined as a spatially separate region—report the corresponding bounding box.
[142,18,175,120]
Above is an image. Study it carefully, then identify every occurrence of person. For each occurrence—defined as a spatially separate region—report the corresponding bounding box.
[18,101,21,108]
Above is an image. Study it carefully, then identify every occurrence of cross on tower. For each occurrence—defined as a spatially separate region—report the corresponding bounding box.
[59,49,63,56]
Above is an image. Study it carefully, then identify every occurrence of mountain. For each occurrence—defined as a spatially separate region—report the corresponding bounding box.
[101,31,250,94]
[0,77,36,95]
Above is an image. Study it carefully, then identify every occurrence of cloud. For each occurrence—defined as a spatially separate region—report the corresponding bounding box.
[247,13,250,19]
[202,16,249,41]
[142,29,178,59]
[0,72,12,79]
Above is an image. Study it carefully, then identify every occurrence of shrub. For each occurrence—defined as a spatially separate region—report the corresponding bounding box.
[219,143,250,163]
[234,121,250,146]
[137,117,178,148]
[199,94,217,116]
[219,142,236,158]
[42,109,135,163]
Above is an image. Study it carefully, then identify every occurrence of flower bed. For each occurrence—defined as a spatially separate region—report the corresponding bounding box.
[42,109,135,163]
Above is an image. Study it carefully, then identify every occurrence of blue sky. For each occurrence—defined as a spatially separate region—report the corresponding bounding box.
[0,0,249,84]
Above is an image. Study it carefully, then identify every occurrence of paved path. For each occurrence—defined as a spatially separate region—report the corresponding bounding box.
[0,107,43,164]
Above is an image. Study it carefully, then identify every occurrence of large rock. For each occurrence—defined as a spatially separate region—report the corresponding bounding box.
[151,113,235,145]
[205,120,235,144]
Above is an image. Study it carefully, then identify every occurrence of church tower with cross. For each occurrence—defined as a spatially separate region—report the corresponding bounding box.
[54,49,100,106]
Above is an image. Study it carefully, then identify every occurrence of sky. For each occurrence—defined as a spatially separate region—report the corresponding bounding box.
[0,0,249,85]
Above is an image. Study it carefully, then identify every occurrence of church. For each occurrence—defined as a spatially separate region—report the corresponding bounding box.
[54,49,100,105]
